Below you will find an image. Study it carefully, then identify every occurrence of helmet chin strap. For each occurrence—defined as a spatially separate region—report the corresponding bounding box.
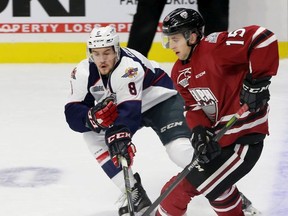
[182,43,197,64]
[182,30,202,63]
[108,54,120,75]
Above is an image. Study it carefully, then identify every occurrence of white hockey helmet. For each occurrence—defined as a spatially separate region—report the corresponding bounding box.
[87,25,120,60]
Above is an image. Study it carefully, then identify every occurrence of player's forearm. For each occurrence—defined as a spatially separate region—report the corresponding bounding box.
[64,103,90,133]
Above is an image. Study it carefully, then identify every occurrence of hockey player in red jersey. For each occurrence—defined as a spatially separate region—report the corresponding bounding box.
[156,8,279,216]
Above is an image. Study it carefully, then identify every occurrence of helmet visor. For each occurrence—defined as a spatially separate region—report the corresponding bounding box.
[162,29,193,49]
[161,34,170,49]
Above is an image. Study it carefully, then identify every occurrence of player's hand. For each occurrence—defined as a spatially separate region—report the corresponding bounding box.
[105,125,136,167]
[86,96,118,132]
[240,75,271,112]
[190,125,221,164]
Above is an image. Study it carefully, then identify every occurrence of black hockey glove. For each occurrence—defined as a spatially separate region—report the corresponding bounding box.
[190,125,221,164]
[240,75,271,112]
[105,125,136,167]
[86,96,118,132]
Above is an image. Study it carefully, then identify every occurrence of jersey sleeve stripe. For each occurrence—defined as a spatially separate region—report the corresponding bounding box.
[251,26,266,41]
[255,34,277,48]
[249,29,274,54]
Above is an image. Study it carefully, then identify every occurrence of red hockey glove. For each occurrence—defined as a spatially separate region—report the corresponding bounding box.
[240,75,271,112]
[86,96,118,132]
[105,125,136,167]
[190,125,221,164]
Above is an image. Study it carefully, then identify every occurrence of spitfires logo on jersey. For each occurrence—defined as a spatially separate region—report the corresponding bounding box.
[189,88,218,122]
[122,67,138,78]
[177,67,192,88]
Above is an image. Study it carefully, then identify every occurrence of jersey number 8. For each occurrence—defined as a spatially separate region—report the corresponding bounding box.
[128,82,137,95]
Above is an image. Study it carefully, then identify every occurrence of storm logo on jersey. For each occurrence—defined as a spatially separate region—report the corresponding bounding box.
[189,88,218,122]
[122,67,138,78]
[177,67,191,88]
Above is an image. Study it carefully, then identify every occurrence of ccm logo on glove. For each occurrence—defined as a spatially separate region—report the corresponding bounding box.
[242,82,270,93]
[105,125,136,167]
[240,75,271,112]
[106,132,131,144]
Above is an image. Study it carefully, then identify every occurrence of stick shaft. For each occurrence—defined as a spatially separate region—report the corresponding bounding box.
[120,157,135,216]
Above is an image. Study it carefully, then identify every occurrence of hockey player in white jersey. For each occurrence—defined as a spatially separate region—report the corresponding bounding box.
[65,25,193,215]
[64,25,258,216]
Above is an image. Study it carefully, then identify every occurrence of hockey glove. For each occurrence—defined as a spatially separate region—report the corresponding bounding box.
[86,96,118,132]
[240,75,271,112]
[105,125,136,167]
[190,125,221,164]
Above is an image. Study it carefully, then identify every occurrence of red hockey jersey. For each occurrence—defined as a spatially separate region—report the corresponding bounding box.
[171,25,279,147]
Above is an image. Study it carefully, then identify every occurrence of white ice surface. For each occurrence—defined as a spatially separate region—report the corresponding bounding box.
[0,60,287,216]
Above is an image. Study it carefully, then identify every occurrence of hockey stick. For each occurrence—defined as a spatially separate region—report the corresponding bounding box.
[142,104,249,216]
[120,156,135,216]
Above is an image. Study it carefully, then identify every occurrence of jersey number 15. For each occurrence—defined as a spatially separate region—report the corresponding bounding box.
[226,28,246,45]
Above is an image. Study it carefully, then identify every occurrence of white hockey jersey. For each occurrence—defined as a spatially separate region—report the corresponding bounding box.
[65,47,177,134]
